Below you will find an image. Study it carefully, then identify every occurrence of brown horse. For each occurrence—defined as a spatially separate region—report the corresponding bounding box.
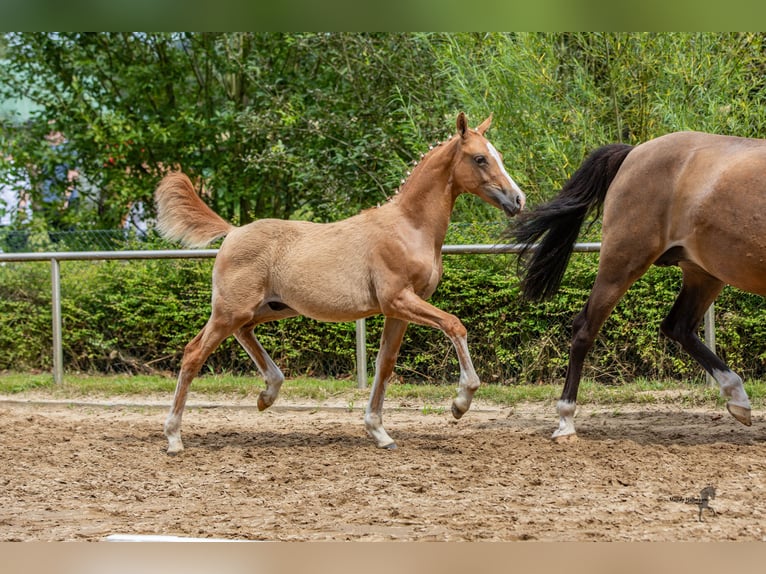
[155,113,525,454]
[512,131,762,441]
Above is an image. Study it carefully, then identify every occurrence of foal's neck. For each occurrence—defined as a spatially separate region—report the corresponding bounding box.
[389,137,459,243]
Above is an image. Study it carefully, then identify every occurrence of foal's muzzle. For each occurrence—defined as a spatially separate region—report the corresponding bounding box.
[491,187,525,217]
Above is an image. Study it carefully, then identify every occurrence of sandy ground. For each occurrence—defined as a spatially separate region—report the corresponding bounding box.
[1,393,765,542]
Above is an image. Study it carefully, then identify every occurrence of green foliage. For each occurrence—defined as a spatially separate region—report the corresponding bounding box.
[0,262,52,369]
[0,32,457,230]
[3,33,766,231]
[2,252,766,388]
[3,33,766,388]
[430,33,766,210]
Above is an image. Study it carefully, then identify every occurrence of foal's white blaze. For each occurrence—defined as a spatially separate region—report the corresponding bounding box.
[552,399,577,439]
[487,142,525,201]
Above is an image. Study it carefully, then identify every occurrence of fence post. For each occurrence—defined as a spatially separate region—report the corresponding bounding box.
[355,318,367,388]
[51,257,64,385]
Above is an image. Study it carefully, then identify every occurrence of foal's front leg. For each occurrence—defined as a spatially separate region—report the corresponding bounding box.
[365,317,408,448]
[448,328,481,420]
[385,291,481,421]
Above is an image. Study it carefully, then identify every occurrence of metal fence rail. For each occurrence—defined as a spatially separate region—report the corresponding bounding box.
[0,244,715,387]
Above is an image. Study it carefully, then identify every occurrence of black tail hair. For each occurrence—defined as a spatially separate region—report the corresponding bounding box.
[510,143,634,300]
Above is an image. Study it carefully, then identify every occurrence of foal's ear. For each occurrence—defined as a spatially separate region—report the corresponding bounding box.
[457,112,468,138]
[476,114,493,135]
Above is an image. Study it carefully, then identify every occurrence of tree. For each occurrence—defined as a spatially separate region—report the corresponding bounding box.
[7,33,763,236]
[431,32,766,210]
[0,33,457,232]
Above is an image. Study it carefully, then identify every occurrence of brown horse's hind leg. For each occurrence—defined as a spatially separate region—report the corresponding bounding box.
[164,316,241,455]
[365,317,408,449]
[234,326,285,411]
[661,267,751,426]
[556,266,649,441]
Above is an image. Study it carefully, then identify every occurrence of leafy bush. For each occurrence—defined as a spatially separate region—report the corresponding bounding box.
[2,251,766,387]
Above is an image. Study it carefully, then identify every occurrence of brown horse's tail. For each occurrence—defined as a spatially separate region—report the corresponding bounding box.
[510,143,634,300]
[154,172,235,248]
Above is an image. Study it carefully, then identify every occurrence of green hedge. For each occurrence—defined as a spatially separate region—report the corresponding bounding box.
[2,252,766,385]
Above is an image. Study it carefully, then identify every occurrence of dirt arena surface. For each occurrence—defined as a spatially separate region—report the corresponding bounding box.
[1,393,765,542]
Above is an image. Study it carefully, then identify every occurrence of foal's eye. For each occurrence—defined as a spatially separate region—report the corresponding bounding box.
[474,155,488,166]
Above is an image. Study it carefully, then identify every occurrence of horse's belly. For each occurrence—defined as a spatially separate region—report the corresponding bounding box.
[691,242,766,296]
[279,280,380,323]
[688,222,766,295]
[297,300,380,323]
[719,265,766,297]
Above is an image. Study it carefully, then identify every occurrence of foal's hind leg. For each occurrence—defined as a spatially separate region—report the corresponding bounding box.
[234,326,285,411]
[661,267,751,426]
[165,316,239,455]
[365,317,408,448]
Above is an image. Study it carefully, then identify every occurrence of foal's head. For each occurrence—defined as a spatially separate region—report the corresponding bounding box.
[450,112,525,217]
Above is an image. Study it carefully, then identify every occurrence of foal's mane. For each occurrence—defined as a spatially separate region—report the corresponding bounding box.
[382,134,458,207]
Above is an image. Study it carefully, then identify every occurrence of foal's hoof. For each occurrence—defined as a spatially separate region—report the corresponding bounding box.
[166,437,184,456]
[552,432,578,444]
[257,393,273,411]
[451,402,466,420]
[381,442,398,450]
[727,403,752,426]
[166,445,183,456]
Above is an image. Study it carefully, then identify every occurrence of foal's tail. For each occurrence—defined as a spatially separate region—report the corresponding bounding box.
[510,143,634,300]
[154,172,235,248]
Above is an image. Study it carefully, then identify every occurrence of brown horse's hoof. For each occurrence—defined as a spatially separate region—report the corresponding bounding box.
[451,402,465,420]
[727,403,752,426]
[552,433,578,444]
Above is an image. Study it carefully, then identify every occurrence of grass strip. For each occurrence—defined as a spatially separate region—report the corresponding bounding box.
[1,372,764,410]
